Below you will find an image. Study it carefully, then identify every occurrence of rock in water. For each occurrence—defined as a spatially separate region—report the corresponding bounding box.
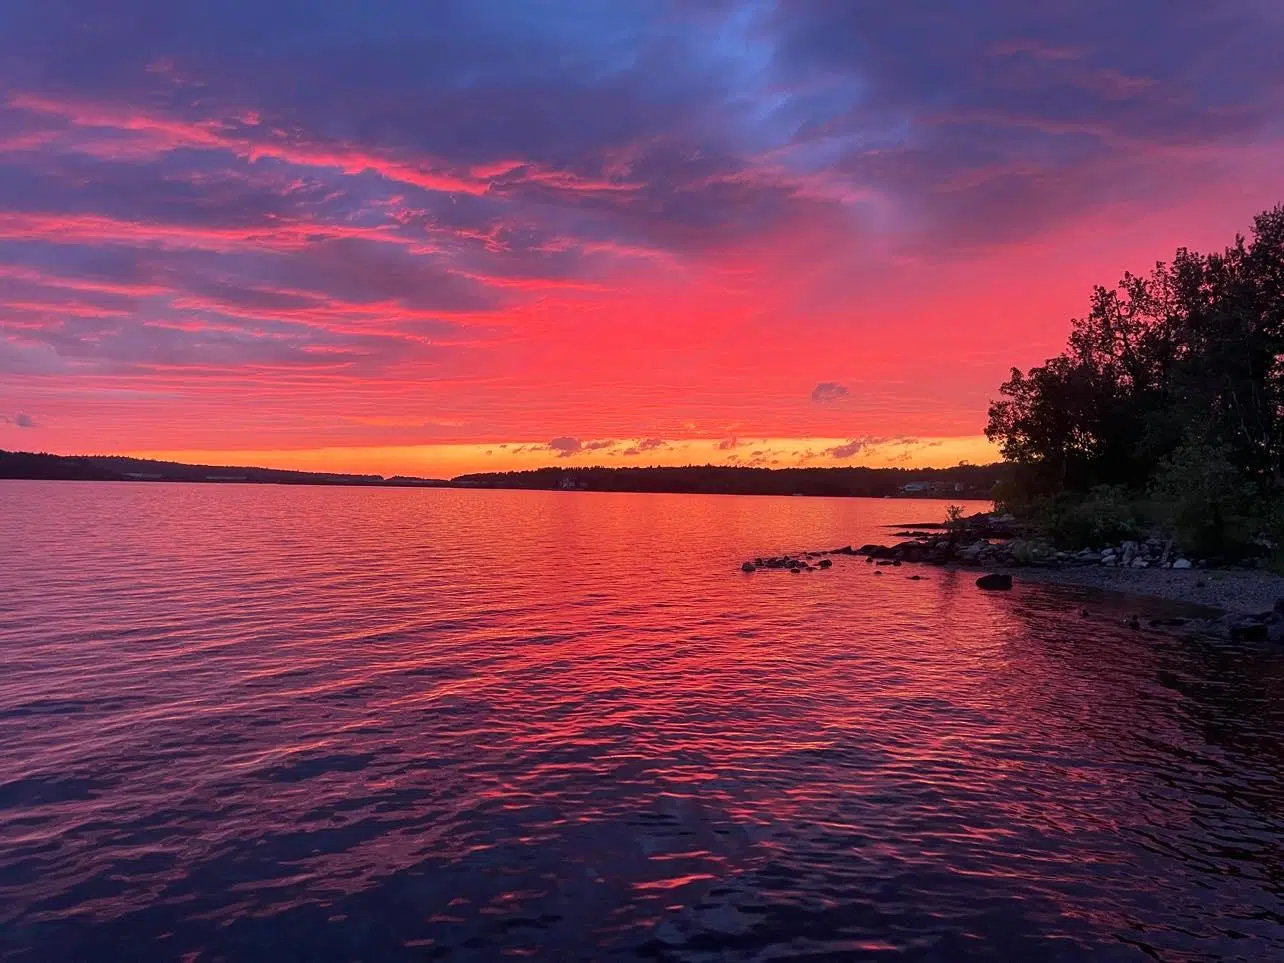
[818,559,832,568]
[1230,619,1269,643]
[741,561,756,573]
[975,573,1013,590]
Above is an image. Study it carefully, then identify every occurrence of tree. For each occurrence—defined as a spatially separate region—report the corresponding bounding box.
[987,204,1284,501]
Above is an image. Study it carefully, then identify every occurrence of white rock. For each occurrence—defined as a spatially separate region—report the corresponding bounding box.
[1131,558,1149,568]
[1173,558,1192,569]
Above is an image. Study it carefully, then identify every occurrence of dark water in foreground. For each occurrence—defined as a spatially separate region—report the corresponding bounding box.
[2,482,1283,962]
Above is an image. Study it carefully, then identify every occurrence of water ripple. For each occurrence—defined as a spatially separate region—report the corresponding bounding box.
[1,482,1283,961]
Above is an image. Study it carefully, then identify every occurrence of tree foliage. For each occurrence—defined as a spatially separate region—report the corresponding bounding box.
[986,205,1284,552]
[987,205,1284,486]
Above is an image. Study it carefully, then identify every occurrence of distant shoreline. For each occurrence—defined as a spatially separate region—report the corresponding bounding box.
[0,475,990,500]
[1,449,1005,500]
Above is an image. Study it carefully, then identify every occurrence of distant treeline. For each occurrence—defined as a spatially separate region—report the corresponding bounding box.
[0,450,452,487]
[454,464,1007,498]
[2,449,1007,498]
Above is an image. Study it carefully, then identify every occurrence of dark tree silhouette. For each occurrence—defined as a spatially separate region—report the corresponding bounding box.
[987,205,1284,492]
[986,204,1284,552]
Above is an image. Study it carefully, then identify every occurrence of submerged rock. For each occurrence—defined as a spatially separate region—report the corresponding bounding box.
[741,561,756,573]
[976,573,1013,590]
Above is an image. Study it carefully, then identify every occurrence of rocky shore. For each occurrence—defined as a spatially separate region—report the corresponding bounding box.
[740,512,1284,643]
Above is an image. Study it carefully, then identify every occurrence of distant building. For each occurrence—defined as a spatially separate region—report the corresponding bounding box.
[900,480,968,496]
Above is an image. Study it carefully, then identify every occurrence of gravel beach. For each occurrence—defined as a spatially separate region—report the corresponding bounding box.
[1000,565,1284,614]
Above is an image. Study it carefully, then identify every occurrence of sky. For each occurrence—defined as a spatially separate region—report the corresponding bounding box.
[1,1,1282,477]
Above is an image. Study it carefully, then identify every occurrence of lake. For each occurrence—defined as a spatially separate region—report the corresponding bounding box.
[2,481,1283,961]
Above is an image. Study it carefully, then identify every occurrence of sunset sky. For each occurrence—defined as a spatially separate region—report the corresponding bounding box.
[1,1,1282,477]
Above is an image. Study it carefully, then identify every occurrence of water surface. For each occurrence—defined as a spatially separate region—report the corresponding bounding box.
[2,482,1283,961]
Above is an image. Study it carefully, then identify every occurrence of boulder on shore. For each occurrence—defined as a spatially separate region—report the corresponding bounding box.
[976,573,1013,591]
[862,544,898,559]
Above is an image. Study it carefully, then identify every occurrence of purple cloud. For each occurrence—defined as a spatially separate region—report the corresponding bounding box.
[0,0,1282,408]
[811,382,850,404]
[546,436,582,458]
[826,437,886,459]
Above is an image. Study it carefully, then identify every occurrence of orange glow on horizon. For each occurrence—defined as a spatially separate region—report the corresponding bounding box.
[122,435,999,478]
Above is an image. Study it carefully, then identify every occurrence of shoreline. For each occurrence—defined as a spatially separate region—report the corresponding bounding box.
[991,564,1284,615]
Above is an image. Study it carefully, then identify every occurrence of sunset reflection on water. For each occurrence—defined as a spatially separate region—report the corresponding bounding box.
[2,482,1282,961]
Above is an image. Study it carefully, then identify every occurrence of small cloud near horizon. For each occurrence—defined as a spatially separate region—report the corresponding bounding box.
[826,436,885,459]
[620,436,668,456]
[544,437,619,457]
[2,412,37,429]
[811,383,850,404]
[546,436,582,457]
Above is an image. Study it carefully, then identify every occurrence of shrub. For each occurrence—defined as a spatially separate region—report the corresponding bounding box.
[1026,485,1145,548]
[944,504,965,530]
[1150,441,1256,557]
